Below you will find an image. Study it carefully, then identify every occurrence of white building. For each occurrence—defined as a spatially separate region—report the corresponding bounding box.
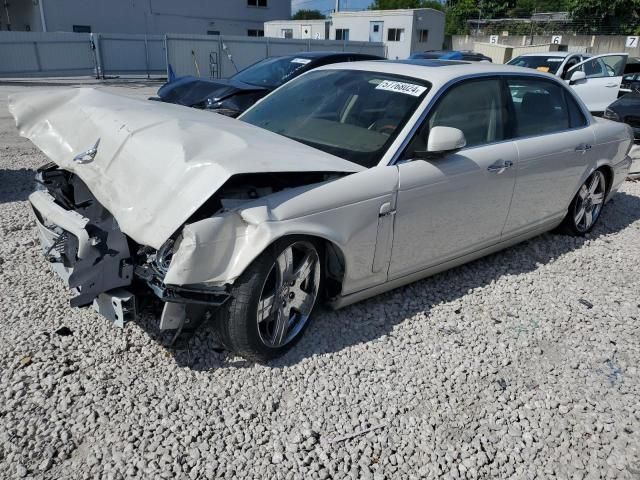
[264,9,445,59]
[264,19,330,40]
[1,0,291,36]
[331,9,445,59]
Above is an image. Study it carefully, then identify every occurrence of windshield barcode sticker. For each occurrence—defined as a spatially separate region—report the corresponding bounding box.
[291,58,311,64]
[375,80,427,97]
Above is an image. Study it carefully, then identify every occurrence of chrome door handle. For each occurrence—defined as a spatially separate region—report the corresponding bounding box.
[487,160,513,174]
[575,144,592,152]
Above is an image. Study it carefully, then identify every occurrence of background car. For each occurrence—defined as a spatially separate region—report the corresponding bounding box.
[153,51,383,117]
[410,50,492,62]
[12,62,633,362]
[507,52,588,77]
[509,52,629,114]
[605,92,640,142]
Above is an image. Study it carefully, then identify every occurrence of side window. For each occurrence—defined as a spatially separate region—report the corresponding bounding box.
[429,79,507,148]
[404,78,507,157]
[507,78,570,137]
[562,56,580,77]
[565,92,588,128]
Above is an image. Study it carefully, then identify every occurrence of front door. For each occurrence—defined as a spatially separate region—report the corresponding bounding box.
[565,53,628,112]
[369,21,383,42]
[389,77,517,278]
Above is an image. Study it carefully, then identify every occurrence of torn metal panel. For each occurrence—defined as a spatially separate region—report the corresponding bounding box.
[9,88,363,249]
[163,166,399,296]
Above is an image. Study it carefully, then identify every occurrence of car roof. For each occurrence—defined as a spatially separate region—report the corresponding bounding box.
[514,52,585,58]
[289,51,377,59]
[313,60,561,88]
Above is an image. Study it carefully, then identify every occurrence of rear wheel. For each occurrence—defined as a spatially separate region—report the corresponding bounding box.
[560,170,607,235]
[217,237,322,362]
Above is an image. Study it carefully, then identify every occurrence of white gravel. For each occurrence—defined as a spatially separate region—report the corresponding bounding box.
[1,80,640,479]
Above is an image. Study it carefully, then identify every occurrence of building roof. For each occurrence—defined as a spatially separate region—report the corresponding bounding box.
[332,8,444,17]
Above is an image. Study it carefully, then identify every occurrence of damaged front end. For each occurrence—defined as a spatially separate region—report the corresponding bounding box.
[30,164,234,329]
[30,165,342,332]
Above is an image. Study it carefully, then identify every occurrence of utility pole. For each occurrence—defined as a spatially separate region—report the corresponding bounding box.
[335,0,340,13]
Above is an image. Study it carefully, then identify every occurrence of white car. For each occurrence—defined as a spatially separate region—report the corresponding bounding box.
[508,52,629,113]
[11,61,634,361]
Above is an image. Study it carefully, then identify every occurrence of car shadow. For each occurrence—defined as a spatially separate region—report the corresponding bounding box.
[0,168,35,203]
[137,189,640,371]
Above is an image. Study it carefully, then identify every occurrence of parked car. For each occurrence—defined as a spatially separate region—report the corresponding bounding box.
[11,61,633,361]
[620,73,640,95]
[604,92,640,142]
[153,51,383,117]
[410,50,492,62]
[507,52,589,77]
[508,52,629,113]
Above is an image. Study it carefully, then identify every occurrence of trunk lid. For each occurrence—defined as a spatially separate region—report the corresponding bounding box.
[10,88,362,249]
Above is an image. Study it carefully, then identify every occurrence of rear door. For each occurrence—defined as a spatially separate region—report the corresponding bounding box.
[565,53,628,112]
[502,76,595,236]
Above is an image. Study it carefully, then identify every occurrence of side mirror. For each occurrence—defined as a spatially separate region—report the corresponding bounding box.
[427,126,466,153]
[569,70,586,84]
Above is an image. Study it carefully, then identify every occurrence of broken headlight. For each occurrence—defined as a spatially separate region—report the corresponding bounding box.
[154,238,175,276]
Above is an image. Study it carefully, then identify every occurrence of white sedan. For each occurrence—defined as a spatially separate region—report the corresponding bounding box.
[508,52,629,113]
[11,61,634,361]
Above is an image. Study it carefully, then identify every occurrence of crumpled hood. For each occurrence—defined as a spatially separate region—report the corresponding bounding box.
[9,88,363,249]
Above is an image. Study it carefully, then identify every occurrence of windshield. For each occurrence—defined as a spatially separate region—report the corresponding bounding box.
[240,69,430,168]
[233,56,312,88]
[508,55,565,74]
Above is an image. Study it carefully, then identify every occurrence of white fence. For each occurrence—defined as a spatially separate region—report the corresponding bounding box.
[0,31,386,79]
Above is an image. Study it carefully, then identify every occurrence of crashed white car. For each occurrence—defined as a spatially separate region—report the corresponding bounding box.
[11,61,634,361]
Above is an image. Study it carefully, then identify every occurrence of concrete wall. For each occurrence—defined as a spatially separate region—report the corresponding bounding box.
[264,20,330,40]
[331,9,444,60]
[4,0,291,35]
[451,34,640,60]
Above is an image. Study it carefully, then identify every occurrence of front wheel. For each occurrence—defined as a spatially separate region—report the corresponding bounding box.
[216,237,322,362]
[560,170,607,235]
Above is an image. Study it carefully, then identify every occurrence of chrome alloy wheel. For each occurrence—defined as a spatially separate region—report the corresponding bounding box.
[574,171,606,233]
[256,241,321,348]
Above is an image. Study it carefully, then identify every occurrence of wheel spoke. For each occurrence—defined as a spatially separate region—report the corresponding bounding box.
[588,174,600,194]
[257,293,275,323]
[579,185,589,200]
[575,206,586,225]
[294,251,318,285]
[271,304,290,346]
[275,247,294,287]
[591,192,604,205]
[585,209,593,228]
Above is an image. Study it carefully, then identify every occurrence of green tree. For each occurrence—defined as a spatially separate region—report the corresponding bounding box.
[292,9,326,20]
[567,0,640,34]
[369,0,444,11]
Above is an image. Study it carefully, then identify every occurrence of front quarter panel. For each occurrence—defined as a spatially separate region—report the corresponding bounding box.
[163,166,400,296]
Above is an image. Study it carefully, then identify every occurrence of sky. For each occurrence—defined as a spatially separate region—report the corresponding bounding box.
[291,0,374,15]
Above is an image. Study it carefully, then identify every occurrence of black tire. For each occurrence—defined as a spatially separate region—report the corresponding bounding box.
[559,169,608,236]
[216,236,323,363]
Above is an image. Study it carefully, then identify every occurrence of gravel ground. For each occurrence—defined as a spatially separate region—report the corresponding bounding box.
[1,80,640,480]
